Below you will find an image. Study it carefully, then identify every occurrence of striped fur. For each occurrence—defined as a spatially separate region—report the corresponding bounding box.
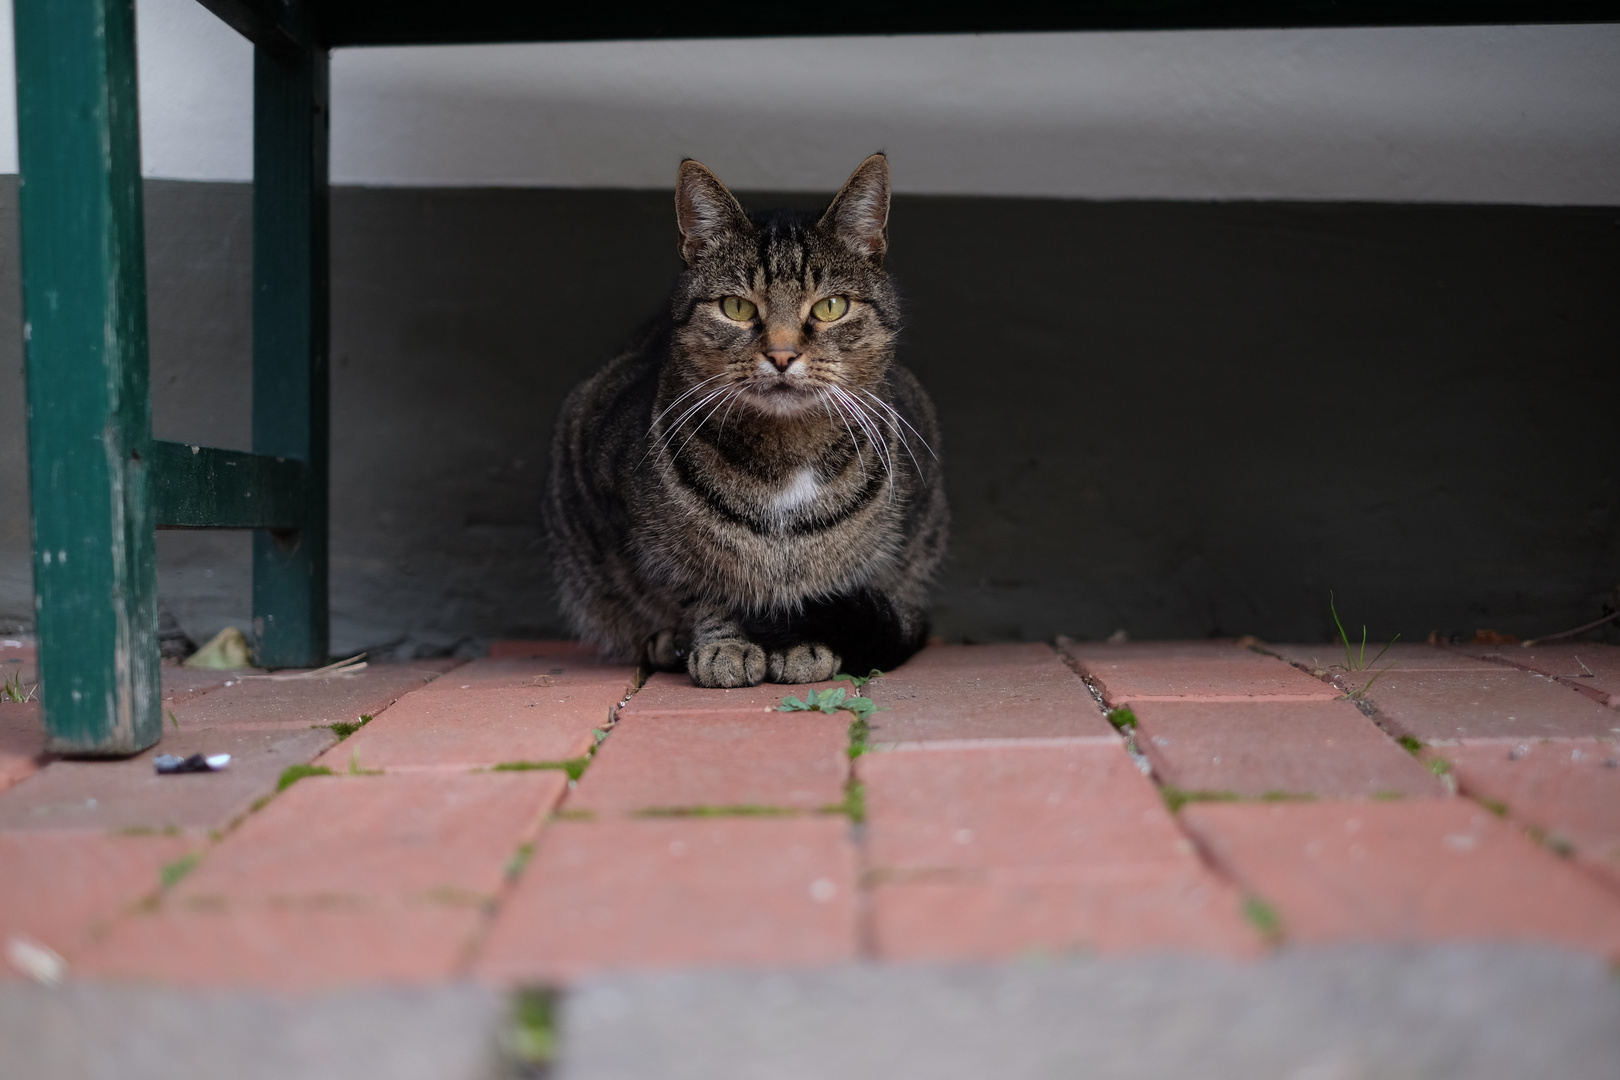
[545,155,948,687]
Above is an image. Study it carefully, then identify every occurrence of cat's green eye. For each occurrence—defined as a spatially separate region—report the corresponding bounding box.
[721,296,757,322]
[811,295,849,322]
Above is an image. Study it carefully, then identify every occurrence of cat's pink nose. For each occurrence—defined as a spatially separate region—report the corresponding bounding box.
[765,348,799,371]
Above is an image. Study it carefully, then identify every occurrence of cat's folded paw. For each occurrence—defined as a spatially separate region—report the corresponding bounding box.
[766,643,841,684]
[644,628,685,671]
[688,639,766,688]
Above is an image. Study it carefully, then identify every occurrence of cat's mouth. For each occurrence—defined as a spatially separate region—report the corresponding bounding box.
[745,376,820,416]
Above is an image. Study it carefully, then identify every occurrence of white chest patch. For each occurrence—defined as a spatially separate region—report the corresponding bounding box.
[772,468,822,512]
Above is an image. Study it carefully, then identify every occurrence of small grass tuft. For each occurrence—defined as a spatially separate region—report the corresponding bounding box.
[1,670,38,704]
[1371,790,1406,801]
[1160,787,1241,813]
[276,764,333,791]
[1243,896,1284,941]
[834,668,883,688]
[167,709,179,731]
[1426,757,1452,778]
[494,757,591,781]
[634,804,797,818]
[505,989,557,1070]
[1397,735,1424,755]
[839,780,867,824]
[1478,797,1510,818]
[329,713,373,741]
[846,714,871,759]
[1106,706,1137,731]
[504,843,535,880]
[159,852,202,889]
[1329,592,1400,696]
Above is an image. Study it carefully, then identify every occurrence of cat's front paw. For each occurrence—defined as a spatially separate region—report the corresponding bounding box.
[644,628,685,671]
[689,639,766,688]
[766,643,842,684]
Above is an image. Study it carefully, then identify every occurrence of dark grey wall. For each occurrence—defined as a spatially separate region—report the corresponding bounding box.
[0,180,1615,653]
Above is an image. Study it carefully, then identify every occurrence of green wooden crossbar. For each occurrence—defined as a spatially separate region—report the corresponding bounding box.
[16,0,1614,755]
[151,442,309,529]
[15,0,327,754]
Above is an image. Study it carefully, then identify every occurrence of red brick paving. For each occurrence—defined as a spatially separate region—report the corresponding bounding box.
[75,902,483,989]
[860,741,1256,958]
[0,727,337,833]
[486,640,622,666]
[865,643,1115,743]
[1264,642,1498,676]
[1355,669,1619,743]
[0,702,46,794]
[1469,643,1620,707]
[165,661,462,732]
[1131,699,1444,799]
[14,638,1620,990]
[1435,739,1620,892]
[477,817,858,983]
[862,741,1190,870]
[175,772,564,904]
[568,709,848,815]
[621,672,853,716]
[417,656,636,695]
[73,771,565,988]
[1182,800,1620,956]
[316,684,616,773]
[0,830,196,975]
[870,865,1257,961]
[1062,641,1339,704]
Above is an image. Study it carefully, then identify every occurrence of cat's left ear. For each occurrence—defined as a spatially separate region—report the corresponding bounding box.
[820,153,890,262]
[676,159,750,264]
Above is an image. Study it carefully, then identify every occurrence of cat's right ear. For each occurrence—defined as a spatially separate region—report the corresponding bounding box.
[676,160,749,264]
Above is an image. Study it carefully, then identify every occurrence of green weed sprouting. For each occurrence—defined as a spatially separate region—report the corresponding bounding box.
[834,668,883,688]
[634,804,796,818]
[506,990,557,1068]
[1397,735,1424,755]
[504,843,535,880]
[276,764,333,791]
[329,713,373,741]
[1243,897,1283,941]
[493,758,591,781]
[1,670,37,704]
[159,852,202,889]
[1329,592,1400,697]
[780,685,882,722]
[1106,707,1137,731]
[822,780,867,824]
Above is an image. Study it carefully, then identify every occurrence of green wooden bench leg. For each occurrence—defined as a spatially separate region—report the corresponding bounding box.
[15,0,161,755]
[251,42,330,668]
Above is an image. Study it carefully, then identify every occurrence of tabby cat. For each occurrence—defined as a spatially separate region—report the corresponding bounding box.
[545,154,947,688]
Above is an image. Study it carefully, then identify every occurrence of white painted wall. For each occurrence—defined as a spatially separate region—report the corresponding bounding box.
[1,0,1617,202]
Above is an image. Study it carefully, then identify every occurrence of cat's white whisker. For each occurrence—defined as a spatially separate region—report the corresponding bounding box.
[856,387,938,462]
[652,385,734,460]
[669,387,739,464]
[640,374,736,465]
[831,385,895,499]
[820,390,866,480]
[649,371,730,429]
[854,387,927,480]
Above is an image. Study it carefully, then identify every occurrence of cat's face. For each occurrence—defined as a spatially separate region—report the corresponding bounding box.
[669,155,900,420]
